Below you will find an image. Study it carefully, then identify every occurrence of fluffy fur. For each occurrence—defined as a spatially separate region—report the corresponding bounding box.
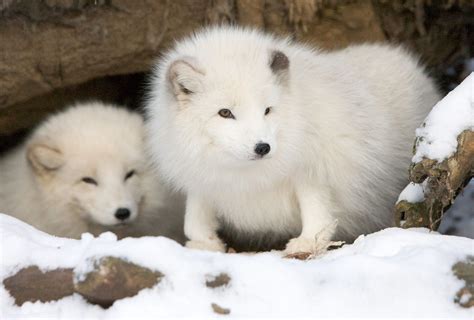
[145,27,440,254]
[0,102,184,241]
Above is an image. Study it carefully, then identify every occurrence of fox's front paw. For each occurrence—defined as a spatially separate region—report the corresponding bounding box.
[284,236,325,256]
[284,236,343,258]
[186,239,226,252]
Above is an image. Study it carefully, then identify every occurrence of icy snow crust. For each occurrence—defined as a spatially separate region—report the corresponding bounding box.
[0,214,472,319]
[413,73,473,163]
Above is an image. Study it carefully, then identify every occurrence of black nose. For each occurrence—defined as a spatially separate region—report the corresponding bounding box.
[115,208,131,221]
[254,143,271,156]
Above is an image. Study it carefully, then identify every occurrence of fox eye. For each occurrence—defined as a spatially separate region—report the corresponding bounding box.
[124,170,135,181]
[218,109,235,119]
[265,107,272,115]
[82,177,98,185]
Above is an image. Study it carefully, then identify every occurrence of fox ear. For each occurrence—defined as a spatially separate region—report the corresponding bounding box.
[167,58,204,101]
[269,50,289,83]
[27,144,64,176]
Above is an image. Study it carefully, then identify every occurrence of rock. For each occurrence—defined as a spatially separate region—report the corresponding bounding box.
[205,273,231,288]
[3,266,74,306]
[396,130,474,230]
[211,302,231,315]
[452,256,474,308]
[3,256,165,308]
[74,256,164,308]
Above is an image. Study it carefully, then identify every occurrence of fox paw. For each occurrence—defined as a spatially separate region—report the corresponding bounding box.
[186,239,226,252]
[284,236,344,258]
[284,236,326,256]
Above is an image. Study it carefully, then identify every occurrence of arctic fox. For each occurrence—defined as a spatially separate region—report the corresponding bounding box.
[146,27,440,254]
[0,102,184,241]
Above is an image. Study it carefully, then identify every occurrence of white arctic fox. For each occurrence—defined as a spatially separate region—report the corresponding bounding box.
[146,27,440,254]
[0,102,184,240]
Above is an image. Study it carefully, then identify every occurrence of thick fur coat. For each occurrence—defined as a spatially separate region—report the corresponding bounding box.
[146,27,440,253]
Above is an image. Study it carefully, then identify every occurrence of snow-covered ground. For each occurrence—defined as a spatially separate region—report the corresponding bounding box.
[0,214,472,319]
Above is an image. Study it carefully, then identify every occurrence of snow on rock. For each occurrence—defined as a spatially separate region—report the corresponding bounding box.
[1,214,472,319]
[397,180,428,204]
[413,72,474,163]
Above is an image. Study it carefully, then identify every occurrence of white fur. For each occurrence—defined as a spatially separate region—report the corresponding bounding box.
[0,102,184,240]
[145,27,440,254]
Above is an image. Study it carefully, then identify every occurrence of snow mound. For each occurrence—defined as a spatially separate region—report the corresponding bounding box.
[413,72,473,163]
[0,214,472,319]
[397,179,428,203]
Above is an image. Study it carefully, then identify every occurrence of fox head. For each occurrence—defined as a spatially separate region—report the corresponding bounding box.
[162,49,290,168]
[26,104,148,227]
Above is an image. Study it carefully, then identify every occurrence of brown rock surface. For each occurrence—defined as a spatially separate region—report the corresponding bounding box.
[74,256,164,308]
[3,266,74,305]
[452,256,474,308]
[395,130,474,230]
[205,272,231,288]
[3,256,164,308]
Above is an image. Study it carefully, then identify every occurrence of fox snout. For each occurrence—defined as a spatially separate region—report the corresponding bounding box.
[254,142,271,157]
[114,207,131,221]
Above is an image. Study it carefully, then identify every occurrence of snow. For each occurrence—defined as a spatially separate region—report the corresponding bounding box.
[1,214,472,319]
[412,72,473,163]
[397,180,427,203]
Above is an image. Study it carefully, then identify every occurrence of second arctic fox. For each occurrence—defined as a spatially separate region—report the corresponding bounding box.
[0,102,184,240]
[146,27,440,254]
